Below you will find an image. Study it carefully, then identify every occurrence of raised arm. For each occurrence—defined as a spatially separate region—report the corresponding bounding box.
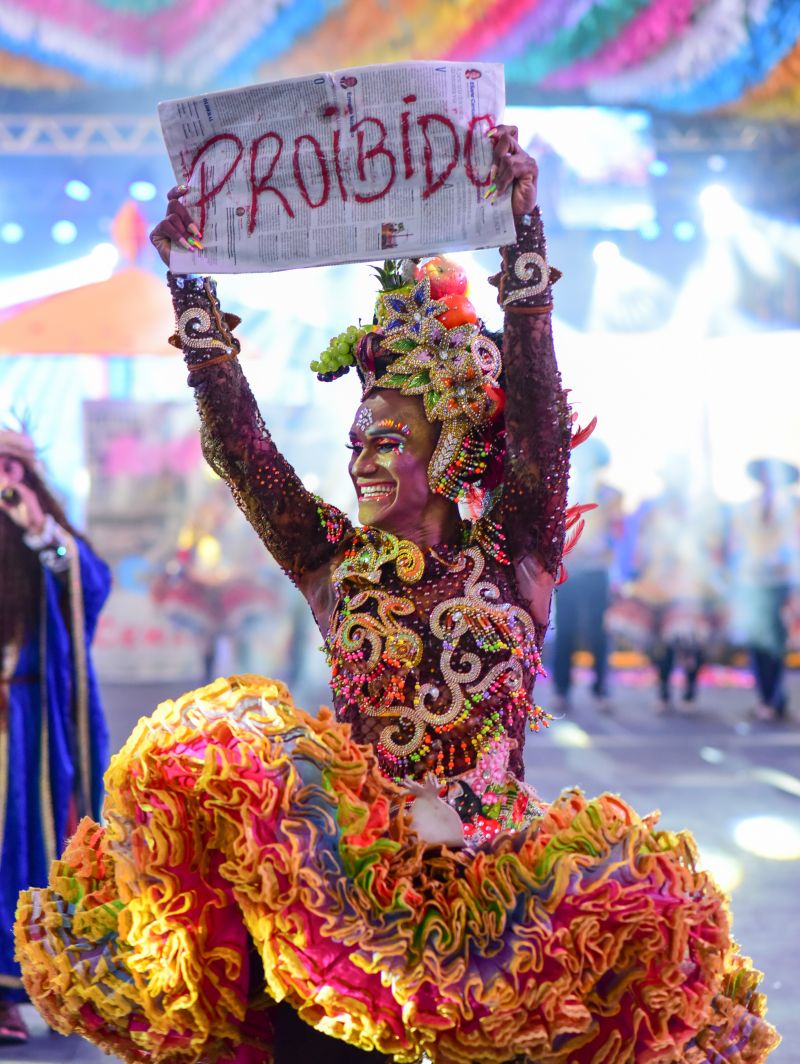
[481,128,573,629]
[494,207,572,578]
[152,189,352,595]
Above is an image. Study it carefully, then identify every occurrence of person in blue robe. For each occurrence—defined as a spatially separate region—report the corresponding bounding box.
[0,428,110,1044]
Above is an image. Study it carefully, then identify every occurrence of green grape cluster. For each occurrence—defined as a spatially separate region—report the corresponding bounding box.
[310,324,372,378]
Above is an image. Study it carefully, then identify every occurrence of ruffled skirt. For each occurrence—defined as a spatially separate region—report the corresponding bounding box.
[15,676,779,1063]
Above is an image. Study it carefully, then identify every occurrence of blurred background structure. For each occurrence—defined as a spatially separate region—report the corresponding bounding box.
[1,3,799,1058]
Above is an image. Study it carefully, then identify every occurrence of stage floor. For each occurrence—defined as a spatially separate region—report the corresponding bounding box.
[5,668,797,1062]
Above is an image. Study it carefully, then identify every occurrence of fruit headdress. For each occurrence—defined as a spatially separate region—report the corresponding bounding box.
[311,256,505,506]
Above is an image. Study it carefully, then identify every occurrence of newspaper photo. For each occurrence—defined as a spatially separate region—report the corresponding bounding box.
[158,61,516,274]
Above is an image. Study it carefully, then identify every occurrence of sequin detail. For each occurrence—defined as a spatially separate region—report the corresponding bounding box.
[328,530,547,781]
[502,250,550,305]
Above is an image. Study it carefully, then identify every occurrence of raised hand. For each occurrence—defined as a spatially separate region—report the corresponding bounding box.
[0,476,44,536]
[488,124,538,217]
[149,185,202,267]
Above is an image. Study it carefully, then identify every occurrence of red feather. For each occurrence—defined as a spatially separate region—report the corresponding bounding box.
[562,518,585,558]
[565,502,597,529]
[571,415,598,450]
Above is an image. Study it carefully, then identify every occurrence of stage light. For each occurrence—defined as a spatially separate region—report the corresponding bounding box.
[707,154,727,173]
[648,158,669,177]
[196,534,221,568]
[638,220,660,240]
[672,220,696,242]
[0,222,24,244]
[89,242,120,270]
[65,179,91,201]
[51,220,78,244]
[592,240,621,266]
[699,184,737,236]
[623,112,649,132]
[129,180,157,202]
[733,815,800,860]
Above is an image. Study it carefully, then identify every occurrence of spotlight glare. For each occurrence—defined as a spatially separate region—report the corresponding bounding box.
[1,222,24,244]
[672,220,696,242]
[65,179,91,201]
[707,154,727,173]
[648,158,669,177]
[129,180,157,202]
[592,240,621,266]
[699,746,725,764]
[638,220,660,240]
[551,721,592,749]
[699,184,737,235]
[51,220,78,245]
[89,242,120,270]
[196,534,221,568]
[733,816,800,860]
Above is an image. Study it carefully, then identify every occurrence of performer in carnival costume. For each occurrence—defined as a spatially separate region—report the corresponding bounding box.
[0,428,110,1044]
[15,128,778,1063]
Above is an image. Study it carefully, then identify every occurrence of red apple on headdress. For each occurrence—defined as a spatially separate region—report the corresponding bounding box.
[415,256,468,300]
[436,293,478,329]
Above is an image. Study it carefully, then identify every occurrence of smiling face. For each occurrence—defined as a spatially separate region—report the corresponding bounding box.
[348,390,450,539]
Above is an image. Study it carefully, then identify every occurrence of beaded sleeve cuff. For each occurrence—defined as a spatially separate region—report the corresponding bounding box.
[494,208,561,313]
[166,272,242,372]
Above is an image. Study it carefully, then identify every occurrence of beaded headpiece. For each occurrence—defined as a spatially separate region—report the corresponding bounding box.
[313,258,505,505]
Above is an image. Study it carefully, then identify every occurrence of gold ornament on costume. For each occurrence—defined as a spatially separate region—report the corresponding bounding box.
[501,251,550,306]
[333,530,425,590]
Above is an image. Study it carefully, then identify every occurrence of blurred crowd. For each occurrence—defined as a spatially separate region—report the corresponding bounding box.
[551,440,800,723]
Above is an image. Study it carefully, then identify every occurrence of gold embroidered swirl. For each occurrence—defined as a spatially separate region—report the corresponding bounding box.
[336,589,423,673]
[502,251,549,306]
[395,540,424,584]
[177,307,230,351]
[334,530,426,590]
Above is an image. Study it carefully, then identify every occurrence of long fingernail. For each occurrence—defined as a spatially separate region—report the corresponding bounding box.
[487,127,497,138]
[179,237,193,250]
[177,184,189,194]
[490,190,498,205]
[483,183,497,200]
[188,223,201,236]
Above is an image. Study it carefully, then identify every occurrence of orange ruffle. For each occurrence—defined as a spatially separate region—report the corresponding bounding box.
[16,675,779,1063]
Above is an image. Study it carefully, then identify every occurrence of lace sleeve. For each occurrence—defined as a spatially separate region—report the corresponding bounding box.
[491,210,572,579]
[167,272,352,585]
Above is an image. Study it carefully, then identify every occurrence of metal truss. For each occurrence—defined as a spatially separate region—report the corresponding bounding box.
[0,114,163,154]
[650,113,800,153]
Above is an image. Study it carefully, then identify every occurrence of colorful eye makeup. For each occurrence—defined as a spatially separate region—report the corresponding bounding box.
[369,419,411,438]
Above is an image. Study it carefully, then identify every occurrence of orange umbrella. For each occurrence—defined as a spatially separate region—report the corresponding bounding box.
[0,266,178,356]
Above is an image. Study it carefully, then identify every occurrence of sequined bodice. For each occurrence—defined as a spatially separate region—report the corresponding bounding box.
[169,210,572,788]
[326,529,546,780]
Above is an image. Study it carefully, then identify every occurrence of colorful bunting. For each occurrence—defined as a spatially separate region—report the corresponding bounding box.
[0,0,799,118]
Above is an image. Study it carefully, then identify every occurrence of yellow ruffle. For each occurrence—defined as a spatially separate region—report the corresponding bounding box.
[16,675,779,1063]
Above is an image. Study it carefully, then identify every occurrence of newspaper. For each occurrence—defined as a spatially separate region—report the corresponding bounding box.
[158,61,515,274]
